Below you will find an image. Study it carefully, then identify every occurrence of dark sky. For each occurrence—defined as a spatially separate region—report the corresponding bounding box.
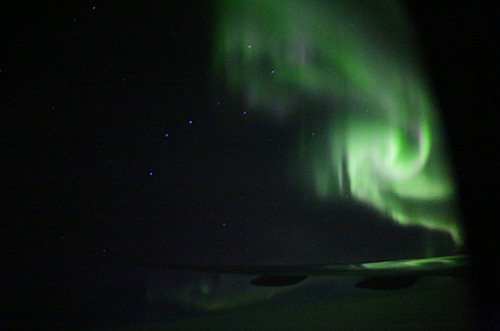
[1,1,498,327]
[405,3,498,323]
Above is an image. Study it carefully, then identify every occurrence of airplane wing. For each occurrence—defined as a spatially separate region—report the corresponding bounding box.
[125,254,469,289]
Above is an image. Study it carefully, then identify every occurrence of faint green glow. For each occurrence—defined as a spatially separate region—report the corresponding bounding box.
[355,254,468,274]
[213,1,462,245]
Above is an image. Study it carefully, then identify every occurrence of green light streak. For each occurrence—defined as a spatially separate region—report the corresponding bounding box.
[213,0,462,246]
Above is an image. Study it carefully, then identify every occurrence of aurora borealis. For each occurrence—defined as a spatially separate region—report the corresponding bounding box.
[213,0,462,245]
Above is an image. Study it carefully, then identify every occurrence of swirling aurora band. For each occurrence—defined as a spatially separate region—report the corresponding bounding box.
[212,0,462,245]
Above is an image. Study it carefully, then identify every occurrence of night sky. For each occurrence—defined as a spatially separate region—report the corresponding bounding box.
[2,1,498,328]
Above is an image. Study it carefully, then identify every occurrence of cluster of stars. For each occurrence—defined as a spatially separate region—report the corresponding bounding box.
[146,97,254,179]
[247,44,276,75]
[149,119,196,177]
[72,5,97,22]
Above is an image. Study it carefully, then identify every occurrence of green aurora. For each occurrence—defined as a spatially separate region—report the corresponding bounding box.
[212,0,462,246]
